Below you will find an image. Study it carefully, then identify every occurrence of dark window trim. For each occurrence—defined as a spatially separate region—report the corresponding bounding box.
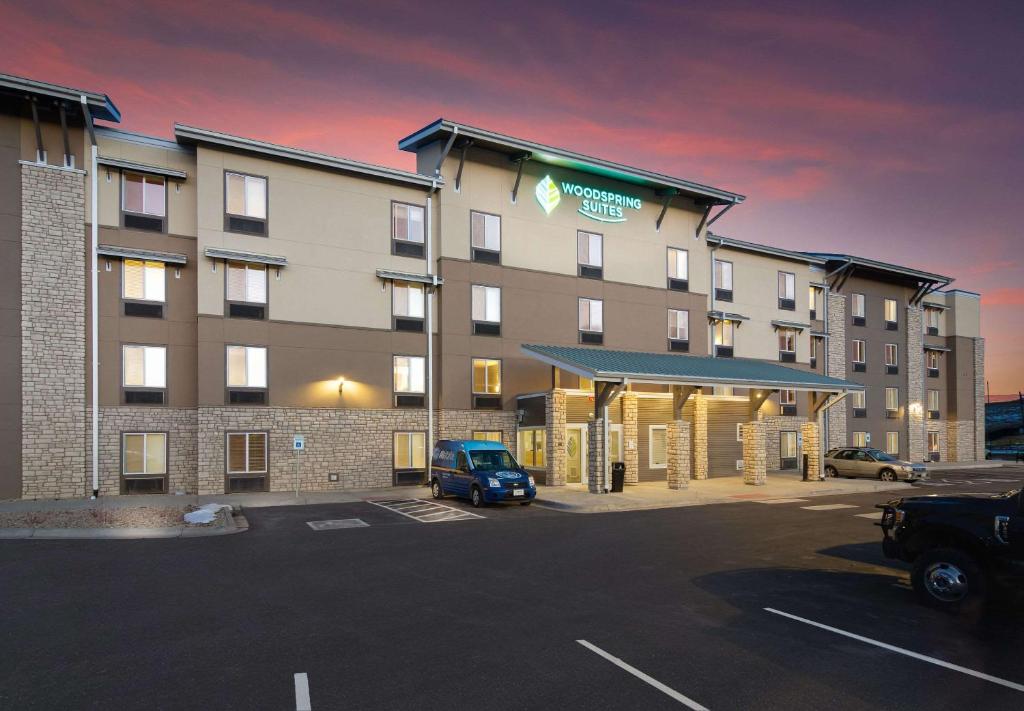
[715,288,733,302]
[927,368,940,378]
[225,344,269,405]
[470,357,503,398]
[885,320,898,331]
[926,326,939,337]
[779,351,796,363]
[120,170,168,233]
[470,209,502,264]
[391,199,426,258]
[223,170,269,236]
[120,430,170,495]
[224,430,270,492]
[853,408,867,418]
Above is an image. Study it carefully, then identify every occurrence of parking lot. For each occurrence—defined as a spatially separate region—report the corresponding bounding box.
[1,466,1022,710]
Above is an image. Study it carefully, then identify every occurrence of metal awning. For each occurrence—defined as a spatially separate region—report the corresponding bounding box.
[708,310,749,322]
[98,244,187,265]
[375,269,444,286]
[204,247,287,267]
[97,156,187,180]
[923,344,951,352]
[771,319,812,331]
[810,330,829,338]
[521,344,864,393]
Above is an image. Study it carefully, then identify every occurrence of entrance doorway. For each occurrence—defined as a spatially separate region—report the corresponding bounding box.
[566,425,588,485]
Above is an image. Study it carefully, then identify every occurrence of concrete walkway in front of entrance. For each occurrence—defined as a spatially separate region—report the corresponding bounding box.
[533,472,913,514]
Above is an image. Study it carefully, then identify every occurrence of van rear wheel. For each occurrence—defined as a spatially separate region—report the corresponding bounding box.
[431,479,443,499]
[470,486,484,508]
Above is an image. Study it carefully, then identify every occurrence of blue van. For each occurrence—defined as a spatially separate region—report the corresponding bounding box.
[430,439,537,508]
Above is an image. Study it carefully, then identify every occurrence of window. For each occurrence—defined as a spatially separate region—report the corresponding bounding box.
[227,432,267,475]
[225,172,267,235]
[609,424,623,463]
[852,339,866,371]
[885,387,899,414]
[927,350,940,376]
[578,377,594,392]
[925,308,940,335]
[668,309,689,351]
[884,298,898,328]
[226,261,267,319]
[667,248,688,290]
[886,432,899,456]
[393,355,426,393]
[472,358,501,394]
[809,285,820,319]
[123,345,166,404]
[810,337,818,367]
[851,389,866,416]
[780,388,796,415]
[123,259,165,304]
[852,293,865,324]
[852,431,867,447]
[579,298,603,344]
[885,343,898,374]
[577,231,603,279]
[714,320,734,356]
[122,433,166,476]
[778,272,795,310]
[928,431,940,458]
[649,425,667,469]
[928,389,940,419]
[471,211,501,263]
[394,432,426,470]
[226,346,267,388]
[471,285,501,335]
[392,281,425,331]
[122,172,166,231]
[778,329,796,362]
[780,431,798,461]
[472,431,502,442]
[517,428,546,468]
[392,202,425,257]
[714,259,733,300]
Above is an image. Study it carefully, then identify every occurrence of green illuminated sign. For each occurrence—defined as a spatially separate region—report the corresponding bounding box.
[534,175,642,223]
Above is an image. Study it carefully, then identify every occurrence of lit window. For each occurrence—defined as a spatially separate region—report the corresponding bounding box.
[810,337,818,360]
[714,320,734,347]
[472,431,502,442]
[609,425,623,463]
[885,387,899,412]
[472,358,501,394]
[517,428,546,468]
[886,432,899,455]
[393,281,425,318]
[226,262,267,304]
[781,431,798,459]
[925,308,940,331]
[927,351,940,371]
[885,344,898,367]
[668,309,689,341]
[122,433,166,476]
[778,329,796,353]
[471,211,501,252]
[227,432,267,474]
[123,172,166,217]
[392,202,425,244]
[123,259,165,302]
[780,389,796,405]
[472,285,501,323]
[928,390,940,411]
[778,272,795,301]
[226,346,267,388]
[850,390,866,409]
[852,293,865,318]
[225,172,266,219]
[714,259,733,290]
[852,339,866,363]
[852,431,867,447]
[394,432,426,469]
[577,231,603,273]
[393,355,425,393]
[809,285,819,314]
[928,431,939,453]
[649,425,667,469]
[578,298,603,333]
[123,345,166,388]
[667,248,688,280]
[884,298,898,324]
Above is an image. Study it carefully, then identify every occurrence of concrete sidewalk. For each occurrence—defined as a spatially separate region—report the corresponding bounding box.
[925,460,1004,471]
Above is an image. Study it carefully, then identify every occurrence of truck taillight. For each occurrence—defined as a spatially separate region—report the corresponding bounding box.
[995,515,1010,544]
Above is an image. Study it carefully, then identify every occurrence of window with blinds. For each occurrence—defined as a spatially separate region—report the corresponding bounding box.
[226,346,267,389]
[392,281,425,332]
[123,260,165,302]
[122,433,167,476]
[123,172,166,217]
[393,356,425,394]
[472,431,502,442]
[226,262,267,303]
[517,429,546,468]
[471,285,501,335]
[471,211,501,263]
[648,425,667,469]
[577,231,603,278]
[227,432,267,474]
[122,345,166,388]
[392,202,425,257]
[472,359,501,394]
[393,432,426,470]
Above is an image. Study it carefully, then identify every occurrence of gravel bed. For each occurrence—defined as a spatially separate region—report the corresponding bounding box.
[0,506,209,529]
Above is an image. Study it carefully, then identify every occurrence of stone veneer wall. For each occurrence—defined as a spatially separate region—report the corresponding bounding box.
[973,338,985,461]
[587,418,605,493]
[758,414,808,470]
[666,420,691,489]
[436,409,519,454]
[801,421,821,480]
[947,420,975,463]
[21,163,87,499]
[741,421,767,485]
[825,292,847,450]
[622,392,639,485]
[906,305,925,462]
[545,390,567,486]
[95,407,199,495]
[692,392,709,480]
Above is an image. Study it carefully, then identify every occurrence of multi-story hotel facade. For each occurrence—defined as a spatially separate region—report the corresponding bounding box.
[0,73,984,500]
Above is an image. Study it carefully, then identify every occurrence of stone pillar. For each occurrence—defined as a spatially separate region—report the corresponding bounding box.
[973,338,985,461]
[622,392,639,485]
[588,418,605,493]
[667,420,691,489]
[742,421,767,486]
[825,292,847,450]
[906,305,926,462]
[801,421,821,480]
[693,391,709,480]
[21,163,87,499]
[545,389,567,486]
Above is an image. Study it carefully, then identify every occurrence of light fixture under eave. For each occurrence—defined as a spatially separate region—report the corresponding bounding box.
[338,378,346,395]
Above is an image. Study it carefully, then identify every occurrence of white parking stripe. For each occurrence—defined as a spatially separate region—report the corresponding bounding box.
[801,504,859,511]
[294,672,311,711]
[367,499,485,522]
[577,640,710,710]
[764,608,1024,693]
[753,498,809,504]
[855,511,884,520]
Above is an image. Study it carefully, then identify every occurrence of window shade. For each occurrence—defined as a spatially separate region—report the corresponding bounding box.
[227,433,247,472]
[123,260,145,300]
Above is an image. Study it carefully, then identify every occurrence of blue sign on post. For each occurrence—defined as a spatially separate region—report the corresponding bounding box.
[293,435,305,451]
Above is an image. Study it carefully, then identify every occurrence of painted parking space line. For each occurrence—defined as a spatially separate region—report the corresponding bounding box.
[367,498,484,522]
[752,498,809,504]
[306,518,369,531]
[576,640,710,710]
[764,608,1024,694]
[855,511,884,520]
[294,672,312,711]
[800,504,859,511]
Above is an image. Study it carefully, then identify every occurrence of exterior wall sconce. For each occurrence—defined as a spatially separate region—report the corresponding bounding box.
[908,402,923,416]
[338,378,346,395]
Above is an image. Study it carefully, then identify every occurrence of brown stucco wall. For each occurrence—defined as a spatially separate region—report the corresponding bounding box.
[0,113,22,498]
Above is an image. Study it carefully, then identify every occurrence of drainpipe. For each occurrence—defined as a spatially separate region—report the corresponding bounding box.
[709,245,717,359]
[822,283,830,452]
[82,96,99,499]
[425,180,437,487]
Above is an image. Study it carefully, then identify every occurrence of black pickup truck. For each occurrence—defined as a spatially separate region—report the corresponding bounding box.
[879,488,1024,612]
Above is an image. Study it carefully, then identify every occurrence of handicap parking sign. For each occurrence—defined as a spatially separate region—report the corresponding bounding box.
[293,435,305,451]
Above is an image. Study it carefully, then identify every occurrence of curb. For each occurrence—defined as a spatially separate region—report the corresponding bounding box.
[0,506,248,540]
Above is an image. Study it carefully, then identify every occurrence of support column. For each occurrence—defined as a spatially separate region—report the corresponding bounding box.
[742,421,767,486]
[973,338,985,461]
[622,392,639,485]
[800,421,821,481]
[826,292,847,450]
[667,420,691,489]
[907,305,926,462]
[588,418,605,494]
[693,391,709,480]
[545,389,566,486]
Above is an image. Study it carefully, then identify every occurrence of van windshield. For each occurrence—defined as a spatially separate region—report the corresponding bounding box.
[469,450,518,471]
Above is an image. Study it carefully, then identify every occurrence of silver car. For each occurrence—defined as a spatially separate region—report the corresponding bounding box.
[823,447,928,482]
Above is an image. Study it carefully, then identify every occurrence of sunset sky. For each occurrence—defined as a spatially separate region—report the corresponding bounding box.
[2,0,1021,394]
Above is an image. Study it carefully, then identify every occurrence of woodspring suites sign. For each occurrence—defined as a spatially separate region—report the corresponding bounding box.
[535,175,643,223]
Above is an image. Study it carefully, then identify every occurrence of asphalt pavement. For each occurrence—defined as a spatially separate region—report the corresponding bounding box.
[1,466,1022,710]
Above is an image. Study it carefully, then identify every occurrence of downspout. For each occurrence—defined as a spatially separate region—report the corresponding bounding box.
[425,179,437,487]
[709,244,717,359]
[82,96,99,499]
[822,283,830,452]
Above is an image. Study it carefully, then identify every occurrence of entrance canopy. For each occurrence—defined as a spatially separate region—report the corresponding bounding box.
[521,344,863,394]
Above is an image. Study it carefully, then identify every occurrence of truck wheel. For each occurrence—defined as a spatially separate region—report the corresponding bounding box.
[879,468,897,482]
[911,547,987,613]
[824,465,838,478]
[431,479,444,499]
[470,486,484,508]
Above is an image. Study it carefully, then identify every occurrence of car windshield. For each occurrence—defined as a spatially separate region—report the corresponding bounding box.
[866,449,897,462]
[468,449,518,471]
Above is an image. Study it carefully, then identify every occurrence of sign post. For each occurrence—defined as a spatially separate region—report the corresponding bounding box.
[293,435,305,498]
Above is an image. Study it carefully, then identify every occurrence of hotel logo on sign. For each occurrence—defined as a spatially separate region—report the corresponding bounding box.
[535,175,642,223]
[535,175,561,215]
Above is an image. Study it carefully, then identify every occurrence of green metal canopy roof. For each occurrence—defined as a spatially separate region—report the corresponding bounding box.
[521,344,863,393]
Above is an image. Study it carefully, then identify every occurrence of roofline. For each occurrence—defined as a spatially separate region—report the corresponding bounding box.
[97,156,187,180]
[806,252,953,284]
[707,233,826,265]
[398,118,744,205]
[175,124,439,189]
[96,126,191,153]
[0,73,120,122]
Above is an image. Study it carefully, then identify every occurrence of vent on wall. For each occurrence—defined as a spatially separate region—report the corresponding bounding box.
[394,317,424,332]
[472,248,499,264]
[668,278,689,292]
[227,216,266,236]
[123,213,164,232]
[473,395,502,410]
[735,459,744,471]
[228,390,267,405]
[228,303,266,320]
[395,394,425,408]
[473,322,500,336]
[124,390,164,405]
[669,340,689,353]
[579,332,603,345]
[124,302,163,318]
[393,241,424,258]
